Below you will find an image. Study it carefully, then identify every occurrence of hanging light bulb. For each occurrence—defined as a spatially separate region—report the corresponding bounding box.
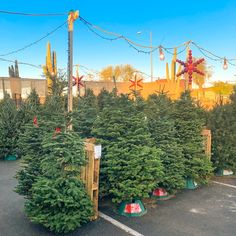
[223,58,228,70]
[159,47,165,60]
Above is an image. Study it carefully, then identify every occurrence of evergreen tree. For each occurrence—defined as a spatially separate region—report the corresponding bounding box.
[93,95,163,203]
[97,88,117,111]
[15,122,45,197]
[0,93,19,159]
[73,89,98,138]
[173,91,213,184]
[41,94,67,130]
[146,94,185,193]
[24,131,93,233]
[16,89,41,155]
[208,86,236,173]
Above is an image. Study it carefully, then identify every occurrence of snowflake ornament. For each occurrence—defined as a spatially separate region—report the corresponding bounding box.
[176,50,205,84]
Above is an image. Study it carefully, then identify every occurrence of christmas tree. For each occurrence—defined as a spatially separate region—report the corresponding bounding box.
[24,131,93,233]
[93,95,163,203]
[173,91,213,184]
[15,121,46,197]
[40,94,67,131]
[208,86,236,173]
[16,89,41,157]
[97,88,117,111]
[0,93,19,159]
[73,89,98,138]
[146,94,185,193]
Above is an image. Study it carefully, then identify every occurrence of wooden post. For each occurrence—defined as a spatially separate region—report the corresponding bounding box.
[67,10,79,130]
[81,139,101,220]
[202,129,211,160]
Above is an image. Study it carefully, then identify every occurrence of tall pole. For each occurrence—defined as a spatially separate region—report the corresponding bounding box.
[67,30,73,113]
[150,32,153,82]
[67,10,79,130]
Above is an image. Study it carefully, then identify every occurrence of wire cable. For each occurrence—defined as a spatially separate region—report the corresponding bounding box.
[0,57,42,69]
[0,21,67,57]
[79,16,188,51]
[0,10,67,16]
[80,16,236,66]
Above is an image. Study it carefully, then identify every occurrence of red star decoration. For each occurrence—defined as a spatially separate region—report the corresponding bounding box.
[129,76,143,90]
[176,50,205,84]
[72,75,84,88]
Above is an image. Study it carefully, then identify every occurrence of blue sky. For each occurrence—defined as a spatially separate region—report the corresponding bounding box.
[0,0,236,84]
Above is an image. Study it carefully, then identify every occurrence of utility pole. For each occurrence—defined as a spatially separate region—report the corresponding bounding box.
[150,32,153,82]
[67,10,79,130]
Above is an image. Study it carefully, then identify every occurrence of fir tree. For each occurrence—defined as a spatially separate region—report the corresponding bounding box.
[97,88,117,111]
[73,89,98,138]
[24,131,93,233]
[16,89,41,156]
[40,94,67,131]
[146,94,185,193]
[208,86,236,173]
[173,91,213,184]
[93,95,163,203]
[15,122,45,197]
[0,93,19,159]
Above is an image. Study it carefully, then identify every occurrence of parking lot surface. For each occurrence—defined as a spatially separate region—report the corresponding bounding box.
[0,160,235,236]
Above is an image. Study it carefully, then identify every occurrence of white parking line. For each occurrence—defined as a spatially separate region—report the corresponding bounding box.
[212,181,236,189]
[99,212,144,236]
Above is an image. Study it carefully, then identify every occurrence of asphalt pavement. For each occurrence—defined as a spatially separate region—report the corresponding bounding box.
[0,160,235,236]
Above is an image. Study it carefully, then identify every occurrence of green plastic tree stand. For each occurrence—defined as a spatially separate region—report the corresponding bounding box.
[216,169,233,176]
[152,187,170,200]
[4,155,17,161]
[118,199,147,217]
[185,178,198,190]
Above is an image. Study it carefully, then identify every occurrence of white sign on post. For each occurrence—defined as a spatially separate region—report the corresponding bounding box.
[94,145,102,159]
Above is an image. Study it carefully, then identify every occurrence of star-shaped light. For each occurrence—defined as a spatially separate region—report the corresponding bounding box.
[72,75,84,88]
[129,75,143,90]
[176,50,205,84]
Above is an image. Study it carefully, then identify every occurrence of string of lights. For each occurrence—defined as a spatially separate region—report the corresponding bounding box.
[79,16,187,56]
[0,21,67,57]
[0,10,235,71]
[79,16,236,69]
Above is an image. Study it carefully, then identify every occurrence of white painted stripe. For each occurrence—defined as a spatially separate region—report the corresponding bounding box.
[212,181,236,189]
[99,211,144,236]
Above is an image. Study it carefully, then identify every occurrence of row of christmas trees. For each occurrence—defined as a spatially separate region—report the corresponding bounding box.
[0,84,236,233]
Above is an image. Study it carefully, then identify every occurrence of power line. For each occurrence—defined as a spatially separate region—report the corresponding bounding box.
[0,10,67,16]
[0,21,67,57]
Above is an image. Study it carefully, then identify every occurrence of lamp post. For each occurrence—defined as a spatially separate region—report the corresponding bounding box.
[137,31,153,82]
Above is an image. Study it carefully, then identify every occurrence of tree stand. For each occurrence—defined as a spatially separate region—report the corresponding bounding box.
[118,199,147,217]
[4,155,17,161]
[185,178,198,189]
[215,169,233,176]
[152,187,171,200]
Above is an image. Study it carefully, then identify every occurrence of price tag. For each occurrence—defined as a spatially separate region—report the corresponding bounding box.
[94,145,102,159]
